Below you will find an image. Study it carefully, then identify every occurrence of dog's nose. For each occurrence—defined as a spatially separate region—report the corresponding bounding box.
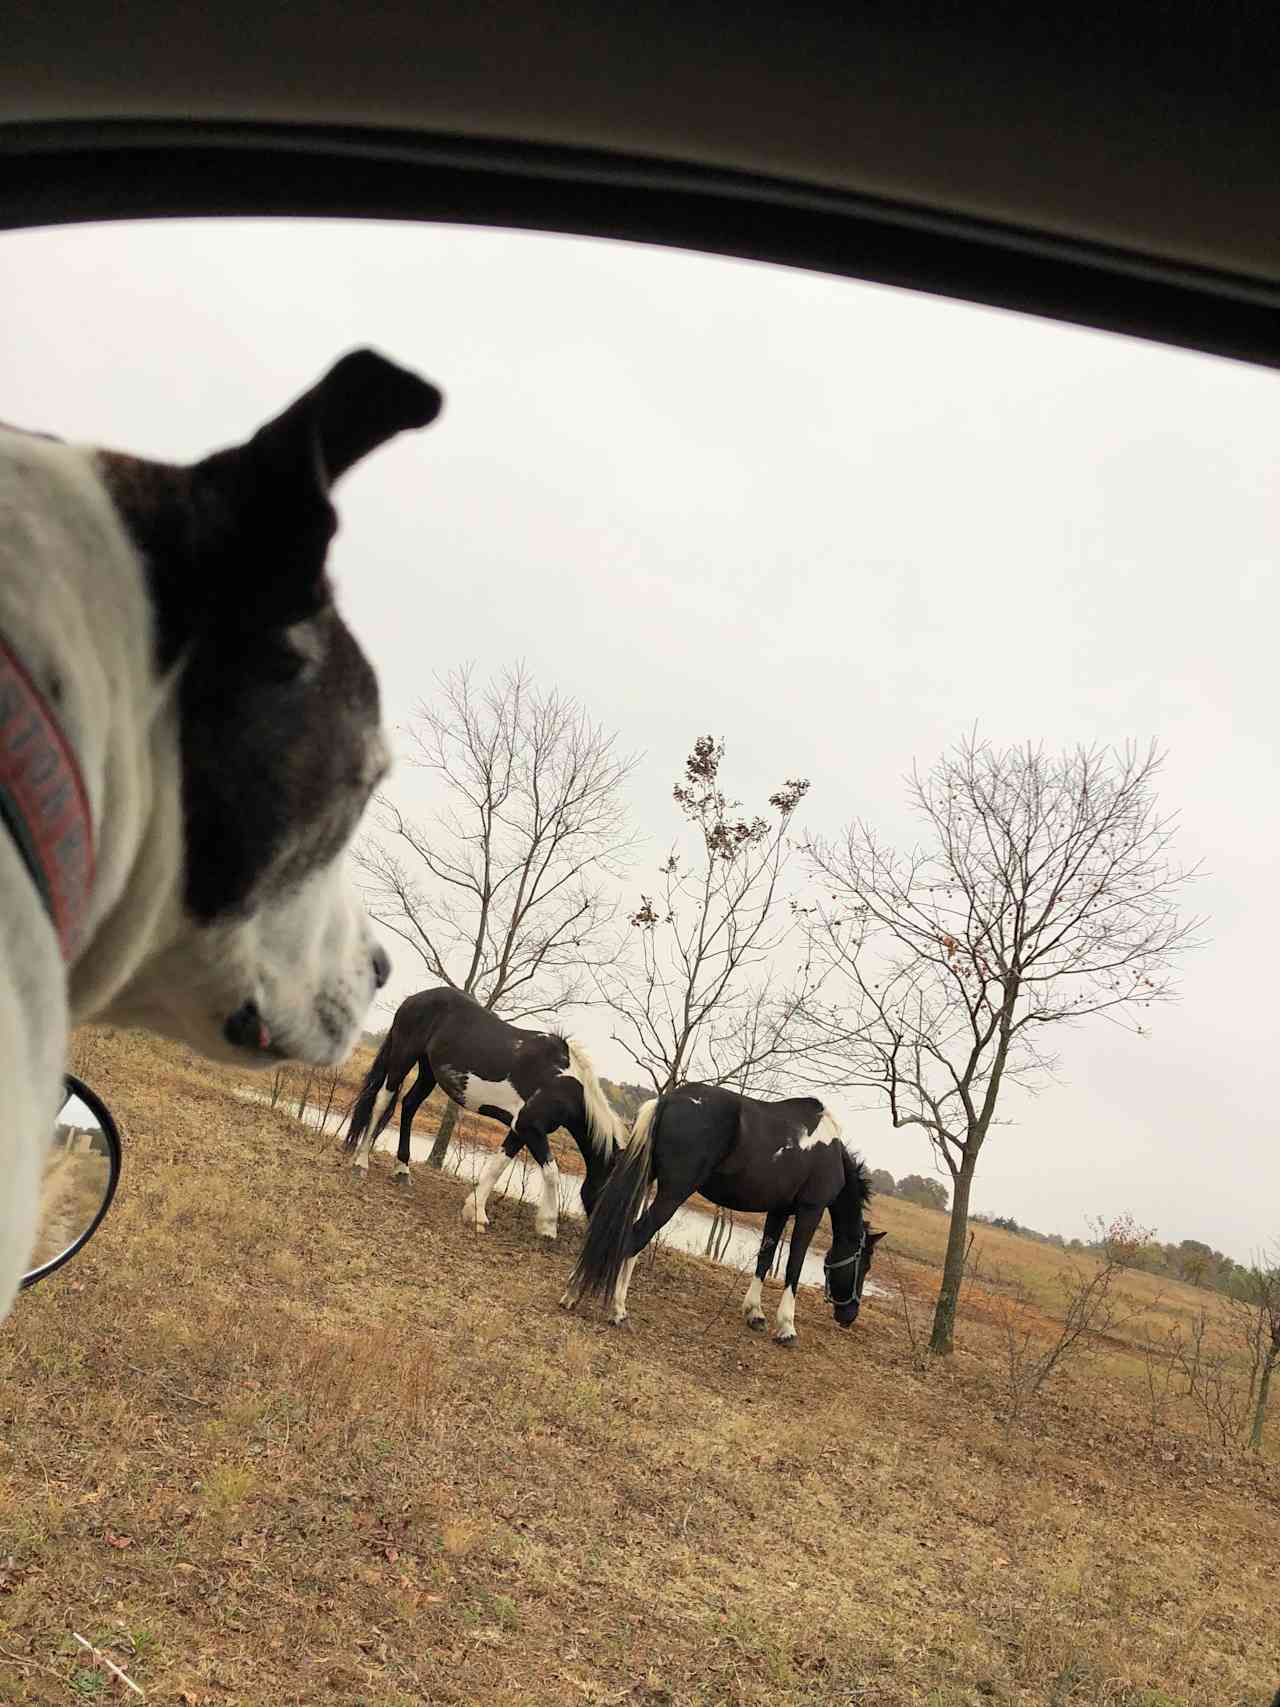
[372,944,391,989]
[225,999,271,1052]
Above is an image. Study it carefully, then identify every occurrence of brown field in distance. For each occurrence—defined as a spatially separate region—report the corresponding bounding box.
[0,1026,1274,1706]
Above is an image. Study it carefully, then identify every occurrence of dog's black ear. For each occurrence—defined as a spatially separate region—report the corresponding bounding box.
[193,349,443,629]
[262,348,445,489]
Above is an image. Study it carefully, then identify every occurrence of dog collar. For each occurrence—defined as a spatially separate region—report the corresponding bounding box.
[0,635,95,962]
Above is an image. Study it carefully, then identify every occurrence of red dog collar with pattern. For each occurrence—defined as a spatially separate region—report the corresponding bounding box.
[0,635,94,962]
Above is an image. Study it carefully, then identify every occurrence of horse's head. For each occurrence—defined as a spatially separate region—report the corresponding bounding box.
[572,1096,617,1219]
[825,1228,886,1326]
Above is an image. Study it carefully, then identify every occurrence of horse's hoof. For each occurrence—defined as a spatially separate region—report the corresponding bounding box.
[559,1290,579,1312]
[746,1313,767,1332]
[393,1172,411,1187]
[537,1230,558,1244]
[773,1332,798,1349]
[610,1314,632,1331]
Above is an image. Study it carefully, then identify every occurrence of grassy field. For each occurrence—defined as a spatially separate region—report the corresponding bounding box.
[0,1028,1276,1706]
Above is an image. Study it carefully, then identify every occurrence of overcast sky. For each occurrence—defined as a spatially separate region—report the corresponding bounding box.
[3,217,1277,1259]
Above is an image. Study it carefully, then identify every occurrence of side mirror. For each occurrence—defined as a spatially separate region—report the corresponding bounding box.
[20,1074,122,1291]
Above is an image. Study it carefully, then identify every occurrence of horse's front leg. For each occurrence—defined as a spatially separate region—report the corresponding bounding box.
[461,1127,519,1232]
[744,1209,789,1331]
[774,1206,822,1347]
[521,1131,562,1241]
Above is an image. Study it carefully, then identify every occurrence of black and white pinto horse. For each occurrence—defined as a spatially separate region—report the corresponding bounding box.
[341,986,628,1239]
[563,1081,884,1345]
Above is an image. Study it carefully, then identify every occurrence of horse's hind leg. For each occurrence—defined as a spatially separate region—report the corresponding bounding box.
[607,1183,692,1326]
[559,1182,655,1313]
[352,1071,407,1172]
[393,1064,435,1185]
[610,1254,639,1326]
[744,1209,789,1331]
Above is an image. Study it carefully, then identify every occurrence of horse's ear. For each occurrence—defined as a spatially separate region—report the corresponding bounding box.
[192,349,443,629]
[867,1229,888,1245]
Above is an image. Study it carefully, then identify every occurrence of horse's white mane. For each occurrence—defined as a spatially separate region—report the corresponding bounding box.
[814,1103,844,1144]
[812,1100,868,1165]
[565,1039,629,1157]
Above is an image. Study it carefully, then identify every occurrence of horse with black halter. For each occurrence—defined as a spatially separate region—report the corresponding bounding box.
[562,1081,883,1344]
[341,986,628,1239]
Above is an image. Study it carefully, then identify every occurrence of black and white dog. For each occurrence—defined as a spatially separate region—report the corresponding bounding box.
[0,349,442,1320]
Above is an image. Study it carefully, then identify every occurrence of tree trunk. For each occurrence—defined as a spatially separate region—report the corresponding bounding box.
[704,1208,733,1262]
[427,1098,460,1169]
[929,1145,980,1357]
[1248,1347,1276,1453]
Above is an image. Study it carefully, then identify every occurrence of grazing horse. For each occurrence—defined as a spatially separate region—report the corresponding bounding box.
[562,1081,884,1345]
[341,986,628,1239]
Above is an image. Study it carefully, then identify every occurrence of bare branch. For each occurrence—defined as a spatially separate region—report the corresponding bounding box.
[359,662,638,1017]
[596,736,816,1094]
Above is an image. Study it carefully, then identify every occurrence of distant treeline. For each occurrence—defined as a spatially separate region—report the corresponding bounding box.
[869,1169,949,1212]
[599,1080,654,1122]
[967,1210,1246,1295]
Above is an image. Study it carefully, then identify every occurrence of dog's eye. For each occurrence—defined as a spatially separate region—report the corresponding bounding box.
[259,638,308,685]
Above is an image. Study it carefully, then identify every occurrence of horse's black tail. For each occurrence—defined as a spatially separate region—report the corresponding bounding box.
[342,1035,393,1151]
[569,1096,661,1303]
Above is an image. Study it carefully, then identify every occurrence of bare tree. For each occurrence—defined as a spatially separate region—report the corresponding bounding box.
[995,1214,1157,1429]
[1233,1248,1280,1453]
[1137,1251,1279,1454]
[1171,1308,1254,1449]
[597,736,815,1095]
[802,737,1202,1355]
[357,663,637,1160]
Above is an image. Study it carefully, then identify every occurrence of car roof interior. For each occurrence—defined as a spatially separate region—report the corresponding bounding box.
[2,4,1278,368]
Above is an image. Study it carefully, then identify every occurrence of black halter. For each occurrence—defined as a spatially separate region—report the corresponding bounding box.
[823,1227,866,1304]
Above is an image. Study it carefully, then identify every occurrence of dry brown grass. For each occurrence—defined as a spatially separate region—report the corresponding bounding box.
[29,1148,111,1273]
[0,1027,1275,1706]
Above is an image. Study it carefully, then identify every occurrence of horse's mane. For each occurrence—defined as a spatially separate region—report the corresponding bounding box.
[815,1101,873,1214]
[847,1151,874,1213]
[564,1038,629,1157]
